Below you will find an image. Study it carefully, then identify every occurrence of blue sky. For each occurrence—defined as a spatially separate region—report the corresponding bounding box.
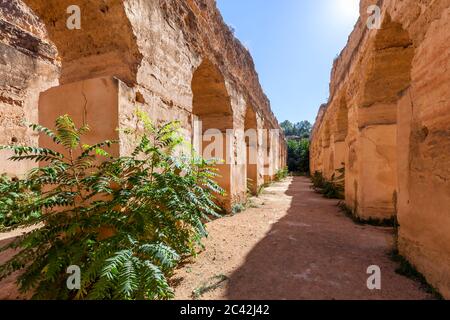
[216,0,360,124]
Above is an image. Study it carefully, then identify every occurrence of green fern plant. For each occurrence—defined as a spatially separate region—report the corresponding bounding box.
[0,175,41,227]
[0,112,223,300]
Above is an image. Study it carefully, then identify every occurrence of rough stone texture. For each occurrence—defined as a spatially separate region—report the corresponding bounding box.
[310,0,450,298]
[38,77,122,158]
[0,0,286,208]
[0,0,59,177]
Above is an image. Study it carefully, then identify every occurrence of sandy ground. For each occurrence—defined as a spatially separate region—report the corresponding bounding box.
[0,226,39,300]
[0,177,432,300]
[172,177,433,300]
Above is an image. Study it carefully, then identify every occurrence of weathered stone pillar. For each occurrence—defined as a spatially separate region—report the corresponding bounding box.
[333,140,346,172]
[357,124,398,220]
[396,7,450,297]
[38,76,136,159]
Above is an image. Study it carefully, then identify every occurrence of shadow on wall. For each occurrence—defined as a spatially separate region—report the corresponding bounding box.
[224,177,432,300]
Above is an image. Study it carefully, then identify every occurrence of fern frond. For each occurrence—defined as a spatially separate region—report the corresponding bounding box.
[28,123,61,144]
[55,115,82,149]
[138,243,180,270]
[81,140,118,157]
[0,112,222,300]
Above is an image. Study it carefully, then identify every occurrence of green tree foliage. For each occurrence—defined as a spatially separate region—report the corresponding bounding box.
[0,175,41,227]
[280,120,312,173]
[280,120,312,138]
[287,139,310,173]
[0,112,223,300]
[275,167,288,181]
[280,120,294,136]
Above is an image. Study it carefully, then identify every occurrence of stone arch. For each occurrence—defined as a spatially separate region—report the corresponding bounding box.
[244,105,258,195]
[1,1,144,172]
[355,13,414,220]
[191,58,234,210]
[2,1,145,172]
[360,13,413,111]
[22,0,142,86]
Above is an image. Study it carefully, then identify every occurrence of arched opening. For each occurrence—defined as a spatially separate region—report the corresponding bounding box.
[244,105,258,195]
[361,14,413,109]
[355,14,413,220]
[191,59,234,210]
[22,0,142,85]
[0,1,144,178]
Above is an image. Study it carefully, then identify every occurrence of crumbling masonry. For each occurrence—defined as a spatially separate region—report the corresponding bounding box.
[310,0,450,298]
[0,0,287,212]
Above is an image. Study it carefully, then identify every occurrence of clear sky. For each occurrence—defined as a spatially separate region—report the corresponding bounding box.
[216,0,360,124]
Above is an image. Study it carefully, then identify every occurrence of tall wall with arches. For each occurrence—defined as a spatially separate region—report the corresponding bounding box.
[310,0,450,297]
[0,0,287,210]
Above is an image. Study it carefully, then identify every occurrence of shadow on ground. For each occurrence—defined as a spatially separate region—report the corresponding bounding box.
[225,177,432,300]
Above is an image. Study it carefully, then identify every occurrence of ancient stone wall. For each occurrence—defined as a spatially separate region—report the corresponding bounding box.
[310,0,450,298]
[0,0,286,210]
[0,0,59,176]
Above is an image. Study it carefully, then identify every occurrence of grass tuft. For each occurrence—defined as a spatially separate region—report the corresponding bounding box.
[338,202,397,227]
[192,274,229,300]
[389,249,443,300]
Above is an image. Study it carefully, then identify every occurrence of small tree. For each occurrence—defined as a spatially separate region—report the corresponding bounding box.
[0,112,223,300]
[280,120,294,136]
[287,139,310,174]
[281,120,312,139]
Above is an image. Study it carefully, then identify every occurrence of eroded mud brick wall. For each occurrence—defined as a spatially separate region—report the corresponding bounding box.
[310,0,450,298]
[0,0,59,176]
[0,0,286,209]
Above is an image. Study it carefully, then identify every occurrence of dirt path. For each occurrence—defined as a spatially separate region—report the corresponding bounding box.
[173,176,432,300]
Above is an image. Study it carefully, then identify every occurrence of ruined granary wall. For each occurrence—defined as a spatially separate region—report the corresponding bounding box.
[310,0,450,298]
[0,0,59,176]
[0,0,286,209]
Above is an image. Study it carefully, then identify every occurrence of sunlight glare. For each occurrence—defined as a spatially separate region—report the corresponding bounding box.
[333,0,360,23]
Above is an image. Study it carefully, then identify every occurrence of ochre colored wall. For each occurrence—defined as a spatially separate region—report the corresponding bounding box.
[0,1,59,177]
[310,0,450,297]
[0,0,286,211]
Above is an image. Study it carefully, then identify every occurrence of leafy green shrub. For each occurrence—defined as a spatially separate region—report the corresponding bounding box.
[231,203,246,215]
[0,175,41,227]
[275,167,288,181]
[280,120,312,138]
[256,184,266,196]
[311,168,345,200]
[287,139,310,173]
[0,112,223,300]
[311,171,326,189]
